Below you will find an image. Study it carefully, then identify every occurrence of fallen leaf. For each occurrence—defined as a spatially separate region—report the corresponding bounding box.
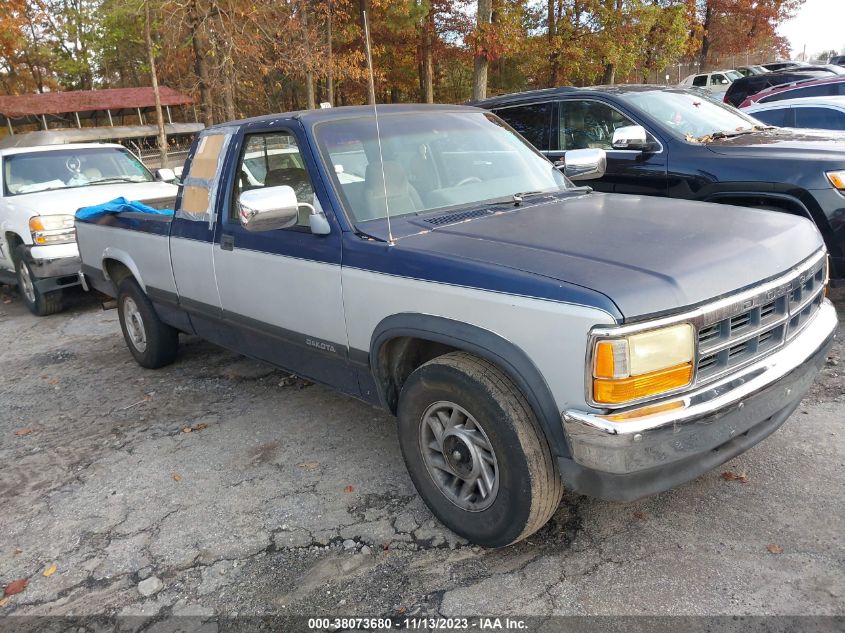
[343,485,354,493]
[382,542,390,551]
[4,579,27,596]
[14,428,33,436]
[171,472,182,482]
[0,596,8,607]
[42,563,57,577]
[191,422,208,431]
[633,511,648,521]
[721,470,749,483]
[2,296,12,304]
[181,426,192,433]
[13,549,22,556]
[297,461,320,471]
[767,544,784,554]
[47,378,59,385]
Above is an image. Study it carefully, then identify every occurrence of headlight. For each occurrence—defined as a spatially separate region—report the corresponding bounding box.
[591,322,694,405]
[29,215,76,245]
[826,170,845,190]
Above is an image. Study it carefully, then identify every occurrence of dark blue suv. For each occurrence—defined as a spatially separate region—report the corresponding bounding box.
[474,86,845,281]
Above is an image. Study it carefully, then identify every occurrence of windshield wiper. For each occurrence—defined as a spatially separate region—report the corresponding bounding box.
[698,128,757,142]
[88,176,146,185]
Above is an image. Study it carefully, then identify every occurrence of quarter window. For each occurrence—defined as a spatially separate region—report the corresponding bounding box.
[558,100,637,150]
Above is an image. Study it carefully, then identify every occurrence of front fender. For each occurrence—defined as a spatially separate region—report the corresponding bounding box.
[369,313,572,458]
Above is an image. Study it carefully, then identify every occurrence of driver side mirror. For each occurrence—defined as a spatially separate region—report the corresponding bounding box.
[560,148,607,181]
[239,186,300,232]
[155,168,177,183]
[611,125,649,151]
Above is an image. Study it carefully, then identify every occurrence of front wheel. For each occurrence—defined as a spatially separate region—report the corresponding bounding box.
[397,352,563,547]
[117,277,179,368]
[14,246,62,316]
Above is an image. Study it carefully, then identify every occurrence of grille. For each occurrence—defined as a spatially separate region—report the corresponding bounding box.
[695,253,826,383]
[425,209,491,226]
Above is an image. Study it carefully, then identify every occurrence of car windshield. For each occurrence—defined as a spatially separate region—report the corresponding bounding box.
[619,90,763,142]
[314,111,569,224]
[726,70,742,80]
[3,147,153,196]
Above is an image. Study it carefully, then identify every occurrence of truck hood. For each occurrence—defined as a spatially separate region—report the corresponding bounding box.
[396,192,824,320]
[704,128,845,161]
[6,181,178,217]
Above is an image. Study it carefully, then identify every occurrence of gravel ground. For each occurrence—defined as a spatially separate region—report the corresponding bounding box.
[0,285,843,625]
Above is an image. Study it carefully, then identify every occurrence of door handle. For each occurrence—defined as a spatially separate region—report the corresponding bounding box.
[221,234,234,251]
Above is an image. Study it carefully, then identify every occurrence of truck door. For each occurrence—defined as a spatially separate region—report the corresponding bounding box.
[210,126,355,393]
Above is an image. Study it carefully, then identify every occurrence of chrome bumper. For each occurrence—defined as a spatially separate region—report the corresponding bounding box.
[562,299,838,478]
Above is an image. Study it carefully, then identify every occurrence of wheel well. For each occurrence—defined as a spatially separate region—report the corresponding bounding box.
[377,336,459,413]
[102,259,134,291]
[4,232,24,263]
[709,195,808,219]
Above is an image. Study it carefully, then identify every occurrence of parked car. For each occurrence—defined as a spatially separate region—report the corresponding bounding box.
[828,55,845,67]
[738,76,845,108]
[735,65,769,77]
[680,69,741,93]
[0,142,178,315]
[724,70,831,106]
[75,105,836,547]
[761,61,806,71]
[745,96,845,130]
[475,86,845,281]
[797,64,845,75]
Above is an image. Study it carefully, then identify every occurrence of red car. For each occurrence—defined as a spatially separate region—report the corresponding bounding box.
[737,75,845,109]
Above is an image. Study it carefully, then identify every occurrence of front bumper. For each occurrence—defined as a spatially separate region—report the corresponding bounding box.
[23,243,81,291]
[560,299,838,501]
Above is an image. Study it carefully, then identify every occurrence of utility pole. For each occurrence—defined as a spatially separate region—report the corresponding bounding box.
[327,0,334,106]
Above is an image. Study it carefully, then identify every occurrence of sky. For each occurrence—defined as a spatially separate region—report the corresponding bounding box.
[778,0,845,59]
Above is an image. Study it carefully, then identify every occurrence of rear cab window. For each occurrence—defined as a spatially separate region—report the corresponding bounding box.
[490,103,552,150]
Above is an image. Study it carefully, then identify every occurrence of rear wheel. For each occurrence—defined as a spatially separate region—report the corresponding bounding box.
[397,352,563,547]
[117,277,178,368]
[14,246,62,316]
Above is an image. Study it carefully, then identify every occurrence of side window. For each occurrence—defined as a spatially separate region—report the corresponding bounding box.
[232,132,315,229]
[559,100,636,151]
[692,75,708,87]
[710,73,728,85]
[493,103,551,150]
[750,108,788,127]
[794,107,845,130]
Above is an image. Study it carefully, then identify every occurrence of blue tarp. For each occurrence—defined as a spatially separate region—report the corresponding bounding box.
[75,197,175,221]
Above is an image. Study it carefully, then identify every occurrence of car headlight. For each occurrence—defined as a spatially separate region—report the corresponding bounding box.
[29,215,76,245]
[826,170,845,190]
[591,322,694,405]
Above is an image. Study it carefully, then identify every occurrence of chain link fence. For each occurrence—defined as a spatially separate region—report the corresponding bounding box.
[123,136,195,171]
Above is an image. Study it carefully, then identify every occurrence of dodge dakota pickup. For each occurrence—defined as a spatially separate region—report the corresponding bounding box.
[0,142,178,315]
[76,105,837,547]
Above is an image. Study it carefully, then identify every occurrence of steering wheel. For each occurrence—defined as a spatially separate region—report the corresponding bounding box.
[455,176,482,187]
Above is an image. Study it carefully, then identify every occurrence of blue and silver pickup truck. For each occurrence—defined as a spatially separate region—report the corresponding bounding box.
[76,105,837,547]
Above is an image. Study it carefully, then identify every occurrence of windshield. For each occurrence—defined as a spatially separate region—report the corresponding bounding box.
[620,90,763,141]
[314,111,569,223]
[726,70,742,81]
[2,147,153,196]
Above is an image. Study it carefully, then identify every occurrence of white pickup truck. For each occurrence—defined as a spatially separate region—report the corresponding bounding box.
[0,142,178,315]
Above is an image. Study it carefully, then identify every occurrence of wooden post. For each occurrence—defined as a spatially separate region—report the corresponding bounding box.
[107,109,114,126]
[74,112,82,128]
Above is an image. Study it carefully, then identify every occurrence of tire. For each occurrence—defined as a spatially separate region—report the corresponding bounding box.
[14,246,63,316]
[117,277,178,369]
[396,351,563,547]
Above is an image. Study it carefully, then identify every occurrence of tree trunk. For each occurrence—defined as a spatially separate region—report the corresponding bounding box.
[300,0,316,109]
[602,63,615,85]
[327,0,334,105]
[223,55,236,121]
[359,0,376,105]
[699,2,713,67]
[144,0,168,168]
[189,1,213,127]
[419,5,434,103]
[472,0,492,101]
[547,0,558,86]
